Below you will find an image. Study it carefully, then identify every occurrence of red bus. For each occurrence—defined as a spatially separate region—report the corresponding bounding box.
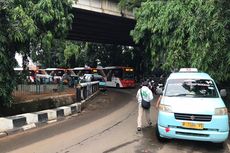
[100,66,135,88]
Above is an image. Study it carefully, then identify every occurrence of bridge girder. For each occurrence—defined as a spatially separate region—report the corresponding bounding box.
[67,8,136,46]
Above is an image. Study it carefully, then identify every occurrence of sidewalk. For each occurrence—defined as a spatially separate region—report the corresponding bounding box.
[0,90,99,138]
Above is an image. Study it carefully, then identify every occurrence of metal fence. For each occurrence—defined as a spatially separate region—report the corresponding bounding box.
[76,81,99,102]
[12,81,99,102]
[12,82,68,97]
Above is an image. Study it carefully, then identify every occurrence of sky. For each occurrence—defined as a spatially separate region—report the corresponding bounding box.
[15,53,36,67]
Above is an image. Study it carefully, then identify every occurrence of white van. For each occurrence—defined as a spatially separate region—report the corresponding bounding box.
[156,68,229,143]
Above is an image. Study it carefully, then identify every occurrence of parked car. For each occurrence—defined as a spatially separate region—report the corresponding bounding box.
[79,74,106,90]
[45,68,66,83]
[93,74,107,91]
[79,74,94,82]
[66,69,79,87]
[36,69,52,83]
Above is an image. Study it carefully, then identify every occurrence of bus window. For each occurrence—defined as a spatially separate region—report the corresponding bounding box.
[114,69,122,78]
[107,70,112,81]
[102,66,135,88]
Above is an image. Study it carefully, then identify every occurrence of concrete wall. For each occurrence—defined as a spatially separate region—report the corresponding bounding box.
[0,88,100,135]
[73,0,134,19]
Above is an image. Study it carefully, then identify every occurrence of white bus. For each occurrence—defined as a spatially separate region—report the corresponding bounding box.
[99,66,135,88]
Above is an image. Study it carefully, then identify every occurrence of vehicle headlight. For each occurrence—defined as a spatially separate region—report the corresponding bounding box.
[215,107,228,115]
[159,104,172,113]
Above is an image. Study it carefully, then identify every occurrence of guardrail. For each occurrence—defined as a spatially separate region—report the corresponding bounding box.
[13,83,67,97]
[75,81,99,102]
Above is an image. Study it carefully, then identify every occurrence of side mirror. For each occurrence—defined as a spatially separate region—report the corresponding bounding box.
[220,89,227,97]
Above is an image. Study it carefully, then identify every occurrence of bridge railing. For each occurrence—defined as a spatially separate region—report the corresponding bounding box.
[75,81,99,102]
[73,0,134,19]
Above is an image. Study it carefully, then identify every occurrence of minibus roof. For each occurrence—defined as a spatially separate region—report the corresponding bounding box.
[168,72,212,80]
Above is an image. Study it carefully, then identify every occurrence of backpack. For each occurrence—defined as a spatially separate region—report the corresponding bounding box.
[140,89,150,109]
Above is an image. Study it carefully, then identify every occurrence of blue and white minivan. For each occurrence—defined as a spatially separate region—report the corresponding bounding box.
[156,68,229,143]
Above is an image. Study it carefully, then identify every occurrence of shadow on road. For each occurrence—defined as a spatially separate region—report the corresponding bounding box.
[135,125,228,153]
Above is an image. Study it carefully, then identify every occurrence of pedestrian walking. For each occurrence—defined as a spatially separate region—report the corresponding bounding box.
[136,81,154,131]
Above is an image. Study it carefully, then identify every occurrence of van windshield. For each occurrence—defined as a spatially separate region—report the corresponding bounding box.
[165,79,218,98]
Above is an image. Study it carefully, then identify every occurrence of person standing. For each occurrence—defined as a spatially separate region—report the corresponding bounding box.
[136,81,154,131]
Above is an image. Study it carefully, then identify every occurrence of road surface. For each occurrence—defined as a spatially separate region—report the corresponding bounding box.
[0,88,229,153]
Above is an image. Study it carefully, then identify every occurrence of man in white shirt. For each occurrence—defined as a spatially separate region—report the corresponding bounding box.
[136,81,154,131]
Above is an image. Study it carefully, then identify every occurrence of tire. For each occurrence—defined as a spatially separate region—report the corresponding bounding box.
[213,142,224,149]
[116,83,120,88]
[155,124,167,143]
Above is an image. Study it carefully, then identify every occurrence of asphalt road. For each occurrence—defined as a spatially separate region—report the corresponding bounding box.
[0,88,230,153]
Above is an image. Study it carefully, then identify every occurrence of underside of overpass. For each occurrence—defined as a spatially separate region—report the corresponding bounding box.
[67,7,136,46]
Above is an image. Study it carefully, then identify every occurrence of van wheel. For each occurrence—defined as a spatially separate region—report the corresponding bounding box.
[213,142,224,149]
[116,83,120,88]
[155,124,167,143]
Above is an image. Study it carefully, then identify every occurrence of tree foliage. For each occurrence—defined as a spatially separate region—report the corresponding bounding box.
[30,0,73,68]
[64,41,82,67]
[119,0,146,10]
[0,0,33,105]
[120,0,230,81]
[62,42,138,68]
[0,0,73,105]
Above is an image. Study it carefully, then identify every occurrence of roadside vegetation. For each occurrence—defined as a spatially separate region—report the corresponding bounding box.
[119,0,230,107]
[0,0,73,106]
[119,0,230,82]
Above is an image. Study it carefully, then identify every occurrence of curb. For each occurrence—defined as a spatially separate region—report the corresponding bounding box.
[0,91,99,138]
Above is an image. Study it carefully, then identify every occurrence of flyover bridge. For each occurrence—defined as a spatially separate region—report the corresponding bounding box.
[68,0,136,45]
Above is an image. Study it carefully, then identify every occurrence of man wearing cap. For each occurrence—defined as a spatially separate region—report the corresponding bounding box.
[136,81,154,131]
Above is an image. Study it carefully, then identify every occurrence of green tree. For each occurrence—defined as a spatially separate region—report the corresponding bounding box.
[131,0,230,81]
[0,0,73,106]
[64,41,83,67]
[62,42,138,70]
[0,0,37,106]
[119,0,145,10]
[83,43,136,67]
[30,0,73,68]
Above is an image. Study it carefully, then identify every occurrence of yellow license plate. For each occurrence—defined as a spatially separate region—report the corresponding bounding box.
[182,122,204,129]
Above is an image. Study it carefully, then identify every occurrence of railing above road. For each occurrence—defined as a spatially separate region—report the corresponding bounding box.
[73,0,134,19]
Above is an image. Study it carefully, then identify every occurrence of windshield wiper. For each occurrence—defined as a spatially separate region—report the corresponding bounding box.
[167,93,194,97]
